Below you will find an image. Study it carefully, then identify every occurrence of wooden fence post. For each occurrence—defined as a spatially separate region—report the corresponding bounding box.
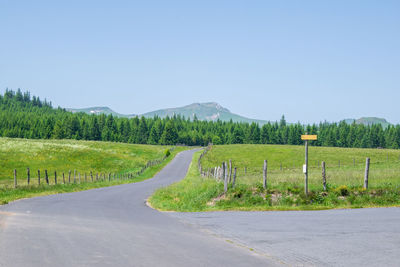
[63,172,65,184]
[78,173,81,183]
[13,169,17,188]
[45,170,49,185]
[322,161,326,191]
[74,170,76,184]
[68,170,71,184]
[232,167,237,188]
[96,173,98,181]
[223,162,228,193]
[27,168,30,185]
[364,157,370,189]
[229,160,232,183]
[54,171,57,185]
[84,173,87,183]
[90,171,93,182]
[38,170,41,185]
[263,160,267,189]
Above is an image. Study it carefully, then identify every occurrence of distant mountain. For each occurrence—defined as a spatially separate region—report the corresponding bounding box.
[343,117,390,128]
[142,102,269,124]
[66,107,136,118]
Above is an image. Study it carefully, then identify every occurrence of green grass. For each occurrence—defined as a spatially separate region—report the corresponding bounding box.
[149,145,400,212]
[201,144,400,190]
[0,137,188,204]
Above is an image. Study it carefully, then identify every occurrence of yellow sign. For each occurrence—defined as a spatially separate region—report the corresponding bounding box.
[301,135,318,141]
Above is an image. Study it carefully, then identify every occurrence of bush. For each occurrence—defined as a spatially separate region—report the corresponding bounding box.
[335,185,349,196]
[165,149,171,157]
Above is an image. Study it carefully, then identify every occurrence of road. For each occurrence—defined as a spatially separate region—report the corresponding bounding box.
[0,150,276,267]
[1,149,400,267]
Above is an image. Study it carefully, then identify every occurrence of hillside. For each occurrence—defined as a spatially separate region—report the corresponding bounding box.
[142,102,269,124]
[344,117,390,128]
[67,106,136,118]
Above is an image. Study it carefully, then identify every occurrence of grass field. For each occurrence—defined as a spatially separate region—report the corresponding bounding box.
[150,145,400,212]
[201,144,400,190]
[0,138,187,204]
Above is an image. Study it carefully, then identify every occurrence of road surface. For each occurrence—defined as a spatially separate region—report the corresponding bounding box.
[0,150,276,267]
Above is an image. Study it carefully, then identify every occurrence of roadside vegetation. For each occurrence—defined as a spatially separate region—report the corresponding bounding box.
[150,145,400,211]
[0,137,187,204]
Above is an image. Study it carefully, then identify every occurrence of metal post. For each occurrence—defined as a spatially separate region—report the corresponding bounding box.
[305,140,308,195]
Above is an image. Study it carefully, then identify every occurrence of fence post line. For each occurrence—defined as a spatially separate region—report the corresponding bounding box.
[263,160,268,189]
[232,167,237,188]
[54,171,57,185]
[322,161,326,191]
[364,157,370,189]
[13,169,17,188]
[38,170,41,185]
[63,172,65,184]
[27,168,30,185]
[45,169,49,185]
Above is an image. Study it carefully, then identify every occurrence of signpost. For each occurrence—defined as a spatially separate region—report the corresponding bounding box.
[301,135,318,195]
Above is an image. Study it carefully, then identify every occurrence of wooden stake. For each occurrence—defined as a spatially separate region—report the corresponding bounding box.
[27,168,30,185]
[263,160,267,189]
[54,171,57,185]
[45,170,49,185]
[322,161,326,191]
[232,167,237,188]
[13,169,17,188]
[223,162,228,193]
[364,157,370,189]
[38,170,41,185]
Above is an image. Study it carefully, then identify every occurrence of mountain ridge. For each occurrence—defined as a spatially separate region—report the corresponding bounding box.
[66,103,391,127]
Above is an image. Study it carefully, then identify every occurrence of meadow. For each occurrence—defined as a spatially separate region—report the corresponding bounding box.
[0,137,187,204]
[201,144,400,190]
[150,145,400,212]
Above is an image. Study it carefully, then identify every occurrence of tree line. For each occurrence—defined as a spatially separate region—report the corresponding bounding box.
[1,89,399,148]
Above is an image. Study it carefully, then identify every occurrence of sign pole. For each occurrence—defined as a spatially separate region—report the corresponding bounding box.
[301,134,317,196]
[305,140,308,195]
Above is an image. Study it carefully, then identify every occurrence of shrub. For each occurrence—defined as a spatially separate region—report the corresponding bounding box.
[336,185,349,196]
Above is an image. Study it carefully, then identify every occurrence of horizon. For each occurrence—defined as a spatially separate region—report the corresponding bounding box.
[1,1,399,124]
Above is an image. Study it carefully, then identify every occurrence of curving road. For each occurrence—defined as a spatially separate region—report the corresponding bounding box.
[0,150,276,267]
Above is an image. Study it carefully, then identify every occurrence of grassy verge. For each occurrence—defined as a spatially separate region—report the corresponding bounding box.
[0,138,189,204]
[149,150,400,212]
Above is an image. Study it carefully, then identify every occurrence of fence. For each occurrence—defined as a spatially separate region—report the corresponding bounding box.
[7,155,169,189]
[198,146,398,192]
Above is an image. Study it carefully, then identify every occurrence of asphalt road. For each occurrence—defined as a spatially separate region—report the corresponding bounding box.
[0,150,276,267]
[170,208,400,266]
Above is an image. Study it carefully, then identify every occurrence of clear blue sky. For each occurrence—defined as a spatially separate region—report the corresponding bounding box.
[1,0,399,124]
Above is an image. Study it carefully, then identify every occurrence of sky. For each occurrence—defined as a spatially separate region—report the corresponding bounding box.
[0,0,399,124]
